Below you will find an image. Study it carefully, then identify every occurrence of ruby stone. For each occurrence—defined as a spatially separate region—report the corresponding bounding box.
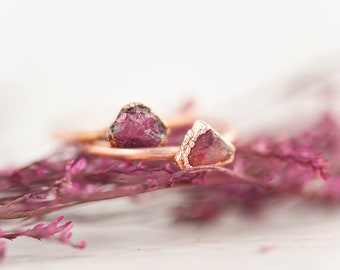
[111,105,167,148]
[188,130,233,166]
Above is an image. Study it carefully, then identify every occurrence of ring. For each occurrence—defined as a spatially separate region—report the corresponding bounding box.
[56,102,196,148]
[84,120,236,169]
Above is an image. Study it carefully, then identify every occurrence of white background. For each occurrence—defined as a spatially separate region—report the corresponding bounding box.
[1,1,340,269]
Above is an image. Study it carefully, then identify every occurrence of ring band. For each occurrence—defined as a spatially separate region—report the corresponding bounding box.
[55,103,236,169]
[83,120,236,169]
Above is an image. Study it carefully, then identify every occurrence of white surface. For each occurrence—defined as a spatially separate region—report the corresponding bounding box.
[4,195,340,270]
[1,1,340,269]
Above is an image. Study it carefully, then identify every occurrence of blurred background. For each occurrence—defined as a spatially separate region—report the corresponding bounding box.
[1,1,340,269]
[1,0,340,165]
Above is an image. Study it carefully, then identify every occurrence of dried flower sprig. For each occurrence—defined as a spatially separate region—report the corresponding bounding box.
[0,98,339,257]
[0,216,85,248]
[176,112,340,220]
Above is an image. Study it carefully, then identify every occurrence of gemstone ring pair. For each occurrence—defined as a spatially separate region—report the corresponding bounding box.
[57,103,236,169]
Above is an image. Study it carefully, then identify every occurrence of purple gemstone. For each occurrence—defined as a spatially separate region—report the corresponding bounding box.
[188,130,233,166]
[110,104,167,148]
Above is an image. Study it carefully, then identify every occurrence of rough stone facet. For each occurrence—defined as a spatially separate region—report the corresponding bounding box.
[188,130,233,166]
[110,104,167,148]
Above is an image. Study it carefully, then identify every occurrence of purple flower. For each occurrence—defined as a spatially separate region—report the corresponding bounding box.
[0,99,339,257]
[0,216,85,254]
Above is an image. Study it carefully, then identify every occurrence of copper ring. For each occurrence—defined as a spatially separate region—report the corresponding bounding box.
[83,120,236,169]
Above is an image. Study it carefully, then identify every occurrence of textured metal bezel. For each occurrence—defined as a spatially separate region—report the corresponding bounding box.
[174,120,236,169]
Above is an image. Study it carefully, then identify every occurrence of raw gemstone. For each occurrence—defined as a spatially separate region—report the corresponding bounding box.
[188,130,233,166]
[111,104,167,148]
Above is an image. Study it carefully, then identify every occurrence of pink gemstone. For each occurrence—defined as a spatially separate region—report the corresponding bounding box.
[188,130,233,166]
[111,104,167,148]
